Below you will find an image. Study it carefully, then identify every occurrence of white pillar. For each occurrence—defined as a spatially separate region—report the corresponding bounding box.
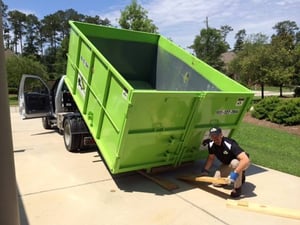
[0,8,21,225]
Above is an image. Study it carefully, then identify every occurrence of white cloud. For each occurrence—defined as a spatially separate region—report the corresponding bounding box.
[9,8,36,16]
[99,0,300,49]
[146,0,237,28]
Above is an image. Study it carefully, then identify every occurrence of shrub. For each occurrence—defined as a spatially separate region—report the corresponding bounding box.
[251,97,280,120]
[270,101,299,125]
[8,87,18,94]
[252,97,300,126]
[294,86,300,97]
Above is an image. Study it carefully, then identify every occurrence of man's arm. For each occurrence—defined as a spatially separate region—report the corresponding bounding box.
[203,154,215,171]
[234,152,250,173]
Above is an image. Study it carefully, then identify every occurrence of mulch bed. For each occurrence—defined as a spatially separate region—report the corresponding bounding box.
[242,112,300,136]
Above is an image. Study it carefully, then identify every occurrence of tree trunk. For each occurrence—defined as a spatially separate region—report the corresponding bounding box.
[261,82,264,99]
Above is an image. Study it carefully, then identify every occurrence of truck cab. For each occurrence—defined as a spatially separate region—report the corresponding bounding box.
[18,74,94,151]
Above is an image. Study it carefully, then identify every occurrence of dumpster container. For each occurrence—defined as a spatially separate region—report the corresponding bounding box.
[65,21,254,174]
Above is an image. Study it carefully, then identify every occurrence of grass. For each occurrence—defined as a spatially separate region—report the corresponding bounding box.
[233,122,300,177]
[9,94,18,105]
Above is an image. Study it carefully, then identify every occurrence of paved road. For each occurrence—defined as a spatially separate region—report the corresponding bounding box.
[10,107,300,225]
[253,90,294,97]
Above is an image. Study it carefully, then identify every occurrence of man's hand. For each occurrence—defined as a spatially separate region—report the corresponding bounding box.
[229,171,239,182]
[202,138,210,146]
[200,168,209,176]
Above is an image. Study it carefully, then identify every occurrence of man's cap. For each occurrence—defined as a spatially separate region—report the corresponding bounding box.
[209,127,222,135]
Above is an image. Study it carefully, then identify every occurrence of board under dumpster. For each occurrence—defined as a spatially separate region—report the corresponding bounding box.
[65,21,254,174]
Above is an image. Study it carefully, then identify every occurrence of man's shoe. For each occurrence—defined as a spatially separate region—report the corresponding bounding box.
[213,170,223,187]
[230,187,242,198]
[213,183,226,187]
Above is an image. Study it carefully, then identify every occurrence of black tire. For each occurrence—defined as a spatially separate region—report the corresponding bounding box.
[63,119,81,152]
[42,117,52,129]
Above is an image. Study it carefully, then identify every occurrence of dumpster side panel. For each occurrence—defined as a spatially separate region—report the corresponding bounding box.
[157,36,252,93]
[195,93,252,127]
[89,37,158,86]
[177,93,253,164]
[116,92,200,172]
[68,29,80,71]
[65,26,129,171]
[156,47,219,91]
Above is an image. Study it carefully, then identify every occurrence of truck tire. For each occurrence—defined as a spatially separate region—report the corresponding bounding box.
[42,117,52,129]
[63,118,81,152]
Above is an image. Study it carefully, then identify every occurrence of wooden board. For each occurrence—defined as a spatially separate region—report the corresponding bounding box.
[178,175,230,185]
[178,175,231,199]
[226,199,300,220]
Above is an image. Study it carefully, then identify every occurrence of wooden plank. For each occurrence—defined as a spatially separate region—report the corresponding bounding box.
[178,175,230,185]
[138,170,179,191]
[226,199,300,220]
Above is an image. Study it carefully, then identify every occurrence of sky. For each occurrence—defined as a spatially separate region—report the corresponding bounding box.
[3,0,300,50]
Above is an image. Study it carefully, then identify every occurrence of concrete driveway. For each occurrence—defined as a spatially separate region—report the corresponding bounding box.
[10,107,300,225]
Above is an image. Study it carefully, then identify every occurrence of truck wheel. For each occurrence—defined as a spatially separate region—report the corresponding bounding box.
[63,119,81,152]
[42,117,52,129]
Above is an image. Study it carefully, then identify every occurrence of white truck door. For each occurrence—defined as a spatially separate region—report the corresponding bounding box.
[18,74,52,119]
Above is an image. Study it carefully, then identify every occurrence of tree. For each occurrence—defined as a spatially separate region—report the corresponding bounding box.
[268,37,295,96]
[233,29,246,52]
[84,15,111,26]
[293,44,300,84]
[228,34,270,98]
[220,25,233,42]
[35,19,46,56]
[49,9,111,78]
[40,12,64,77]
[41,13,61,49]
[6,55,47,88]
[1,1,11,49]
[272,20,299,50]
[190,26,230,71]
[119,0,158,33]
[246,33,269,45]
[1,1,8,25]
[3,3,116,80]
[23,14,40,57]
[270,21,299,94]
[7,10,26,53]
[42,46,57,79]
[296,31,300,45]
[55,9,85,41]
[272,20,298,38]
[54,36,69,77]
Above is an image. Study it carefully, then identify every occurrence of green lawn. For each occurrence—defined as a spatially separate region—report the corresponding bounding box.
[9,94,18,105]
[233,122,300,177]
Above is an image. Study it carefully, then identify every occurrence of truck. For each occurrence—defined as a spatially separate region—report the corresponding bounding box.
[19,21,254,174]
[19,74,95,151]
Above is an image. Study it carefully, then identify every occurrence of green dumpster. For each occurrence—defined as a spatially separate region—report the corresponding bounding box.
[65,21,254,174]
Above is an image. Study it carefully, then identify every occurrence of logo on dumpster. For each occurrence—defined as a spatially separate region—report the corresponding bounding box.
[80,55,89,69]
[216,109,239,115]
[77,73,86,97]
[236,98,245,106]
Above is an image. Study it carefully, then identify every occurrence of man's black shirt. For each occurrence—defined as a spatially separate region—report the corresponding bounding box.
[208,137,244,165]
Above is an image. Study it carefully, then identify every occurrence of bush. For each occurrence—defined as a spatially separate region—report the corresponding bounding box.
[252,97,300,126]
[8,87,18,95]
[294,86,300,97]
[251,97,280,120]
[270,101,300,125]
